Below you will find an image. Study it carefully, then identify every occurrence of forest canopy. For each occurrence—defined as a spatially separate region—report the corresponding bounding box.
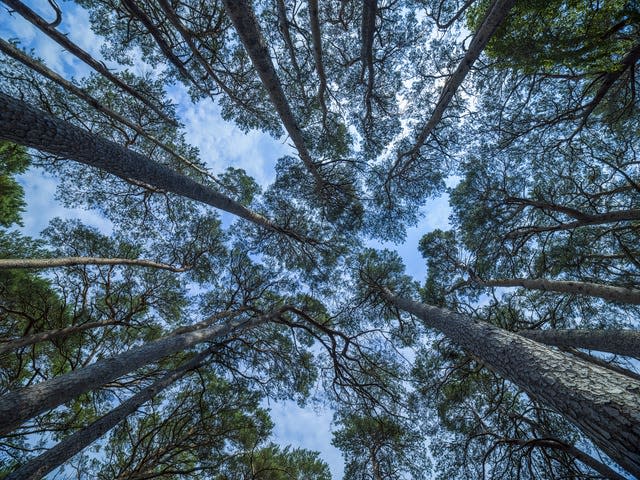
[0,0,639,479]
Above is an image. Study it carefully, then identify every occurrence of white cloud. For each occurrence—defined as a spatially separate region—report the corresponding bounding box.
[267,400,344,479]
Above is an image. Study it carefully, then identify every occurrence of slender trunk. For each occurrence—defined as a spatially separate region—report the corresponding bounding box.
[1,0,174,126]
[0,310,279,435]
[519,329,640,360]
[399,0,516,160]
[361,0,376,125]
[495,437,627,480]
[505,209,640,238]
[155,0,263,123]
[561,348,640,383]
[0,309,241,358]
[382,289,640,477]
[0,256,187,272]
[0,319,121,356]
[0,93,300,240]
[221,0,326,191]
[307,0,328,127]
[0,39,221,187]
[275,0,302,80]
[478,277,640,305]
[5,349,211,480]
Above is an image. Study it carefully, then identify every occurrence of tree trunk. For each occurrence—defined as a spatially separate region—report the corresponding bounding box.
[0,38,220,187]
[307,0,328,127]
[0,310,280,435]
[506,209,640,238]
[221,0,326,191]
[400,0,516,161]
[519,329,640,360]
[4,349,211,480]
[0,93,299,240]
[2,0,175,126]
[382,289,640,477]
[0,256,188,272]
[478,277,640,304]
[0,319,122,356]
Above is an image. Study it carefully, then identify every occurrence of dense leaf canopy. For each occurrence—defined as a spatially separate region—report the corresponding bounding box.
[1,0,639,479]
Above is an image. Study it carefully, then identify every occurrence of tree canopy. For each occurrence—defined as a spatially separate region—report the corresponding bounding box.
[1,0,639,479]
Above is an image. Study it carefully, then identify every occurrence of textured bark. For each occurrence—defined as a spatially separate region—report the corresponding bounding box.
[0,38,220,186]
[383,289,640,477]
[505,209,640,237]
[0,92,299,239]
[221,0,326,190]
[0,256,187,272]
[562,348,640,383]
[399,0,516,161]
[0,310,242,356]
[4,350,210,480]
[0,311,278,435]
[520,329,640,360]
[0,319,122,356]
[1,0,174,126]
[478,277,640,305]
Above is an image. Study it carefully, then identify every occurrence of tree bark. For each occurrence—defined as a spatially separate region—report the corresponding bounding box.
[221,0,326,191]
[505,209,640,238]
[0,92,301,240]
[0,38,221,187]
[0,256,188,272]
[519,329,640,360]
[399,0,516,161]
[4,349,211,480]
[382,289,640,477]
[0,310,280,435]
[308,0,328,127]
[1,0,175,126]
[477,277,640,305]
[0,319,122,356]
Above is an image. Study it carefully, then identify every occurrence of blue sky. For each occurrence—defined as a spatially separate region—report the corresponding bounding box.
[1,2,453,477]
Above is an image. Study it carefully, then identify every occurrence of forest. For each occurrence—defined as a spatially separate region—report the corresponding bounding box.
[0,0,639,478]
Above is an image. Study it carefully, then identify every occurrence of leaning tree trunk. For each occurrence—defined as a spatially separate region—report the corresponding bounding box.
[0,256,188,272]
[222,0,327,191]
[519,329,640,360]
[478,277,640,304]
[0,309,280,435]
[0,93,301,241]
[400,0,516,161]
[4,348,212,480]
[382,289,640,477]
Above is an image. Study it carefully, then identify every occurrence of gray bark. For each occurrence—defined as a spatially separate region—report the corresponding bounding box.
[307,0,328,127]
[221,0,326,190]
[400,0,516,160]
[0,256,187,271]
[4,349,211,480]
[520,329,640,360]
[506,209,640,238]
[382,289,640,477]
[478,277,640,305]
[1,0,174,126]
[0,92,297,239]
[0,38,220,186]
[0,310,279,435]
[0,319,122,356]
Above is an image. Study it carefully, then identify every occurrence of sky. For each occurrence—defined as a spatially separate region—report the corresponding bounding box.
[0,2,453,477]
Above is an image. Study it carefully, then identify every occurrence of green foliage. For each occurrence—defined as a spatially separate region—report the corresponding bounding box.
[470,0,640,74]
[0,142,30,227]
